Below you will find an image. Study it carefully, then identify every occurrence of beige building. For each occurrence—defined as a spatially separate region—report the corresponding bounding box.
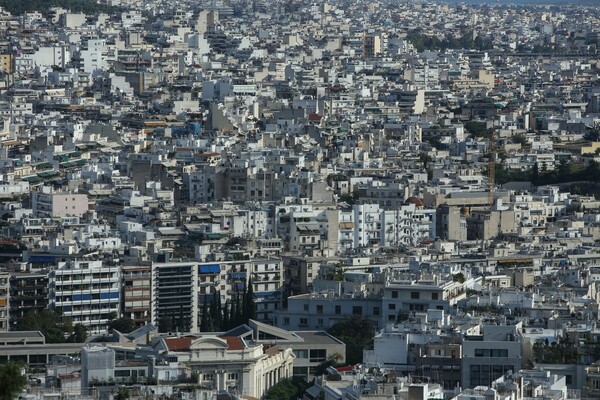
[31,190,89,218]
[163,334,295,398]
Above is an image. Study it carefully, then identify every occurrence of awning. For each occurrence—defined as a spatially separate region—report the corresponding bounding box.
[199,264,221,274]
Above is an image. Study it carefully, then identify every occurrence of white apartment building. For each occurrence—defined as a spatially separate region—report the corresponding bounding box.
[49,260,121,334]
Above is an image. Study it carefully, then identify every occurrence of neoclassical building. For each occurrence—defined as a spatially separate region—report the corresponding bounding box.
[160,333,295,398]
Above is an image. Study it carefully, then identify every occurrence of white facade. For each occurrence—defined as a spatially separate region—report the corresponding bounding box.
[165,335,294,399]
[50,260,121,334]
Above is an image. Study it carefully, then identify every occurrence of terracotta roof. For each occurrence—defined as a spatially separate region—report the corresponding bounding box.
[221,336,245,351]
[165,337,195,351]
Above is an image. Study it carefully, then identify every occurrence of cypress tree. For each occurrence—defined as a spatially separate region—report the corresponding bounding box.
[200,299,209,332]
[245,278,257,322]
[223,300,230,330]
[230,295,238,328]
[241,282,248,323]
[234,292,243,326]
[214,292,223,330]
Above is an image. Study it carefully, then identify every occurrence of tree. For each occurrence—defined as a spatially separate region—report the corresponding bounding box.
[200,298,212,332]
[263,378,310,400]
[210,291,223,330]
[68,323,88,343]
[464,121,489,137]
[108,318,137,334]
[511,134,528,145]
[328,316,374,365]
[18,309,72,343]
[222,300,230,330]
[114,386,130,400]
[532,162,540,185]
[158,315,173,333]
[452,273,465,283]
[243,280,257,323]
[0,362,27,399]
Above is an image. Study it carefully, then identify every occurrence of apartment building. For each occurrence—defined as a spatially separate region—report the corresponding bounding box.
[0,272,8,331]
[152,258,284,332]
[9,271,49,329]
[121,265,151,327]
[461,323,523,388]
[49,260,121,334]
[31,190,89,218]
[274,291,382,331]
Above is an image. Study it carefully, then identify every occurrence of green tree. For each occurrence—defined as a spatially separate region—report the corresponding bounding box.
[108,318,137,334]
[511,134,528,145]
[200,298,212,332]
[464,121,489,137]
[328,316,374,365]
[0,361,27,399]
[263,378,310,400]
[210,291,223,330]
[158,315,173,333]
[222,300,230,330]
[18,309,72,343]
[532,163,540,185]
[114,386,130,400]
[68,323,88,343]
[243,280,257,323]
[452,273,465,283]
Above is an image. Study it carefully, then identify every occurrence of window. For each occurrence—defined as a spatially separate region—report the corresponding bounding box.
[335,305,341,315]
[432,292,439,300]
[317,318,323,326]
[283,317,289,325]
[309,349,327,362]
[373,307,380,316]
[303,304,309,311]
[388,303,396,310]
[299,318,308,326]
[411,292,420,299]
[294,350,308,359]
[352,306,362,316]
[391,290,398,299]
[316,305,323,314]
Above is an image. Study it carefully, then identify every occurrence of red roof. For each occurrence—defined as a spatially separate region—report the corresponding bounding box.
[165,337,195,351]
[335,365,355,372]
[221,336,245,351]
[308,113,322,122]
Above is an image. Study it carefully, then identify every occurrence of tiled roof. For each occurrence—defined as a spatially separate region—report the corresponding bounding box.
[221,336,245,351]
[164,336,196,351]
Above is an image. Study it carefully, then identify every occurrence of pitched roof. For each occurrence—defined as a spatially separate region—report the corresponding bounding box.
[221,336,246,351]
[164,336,196,351]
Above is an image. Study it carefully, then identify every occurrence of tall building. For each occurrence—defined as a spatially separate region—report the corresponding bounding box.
[151,258,284,332]
[0,272,8,332]
[9,271,49,329]
[121,266,151,327]
[49,260,121,334]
